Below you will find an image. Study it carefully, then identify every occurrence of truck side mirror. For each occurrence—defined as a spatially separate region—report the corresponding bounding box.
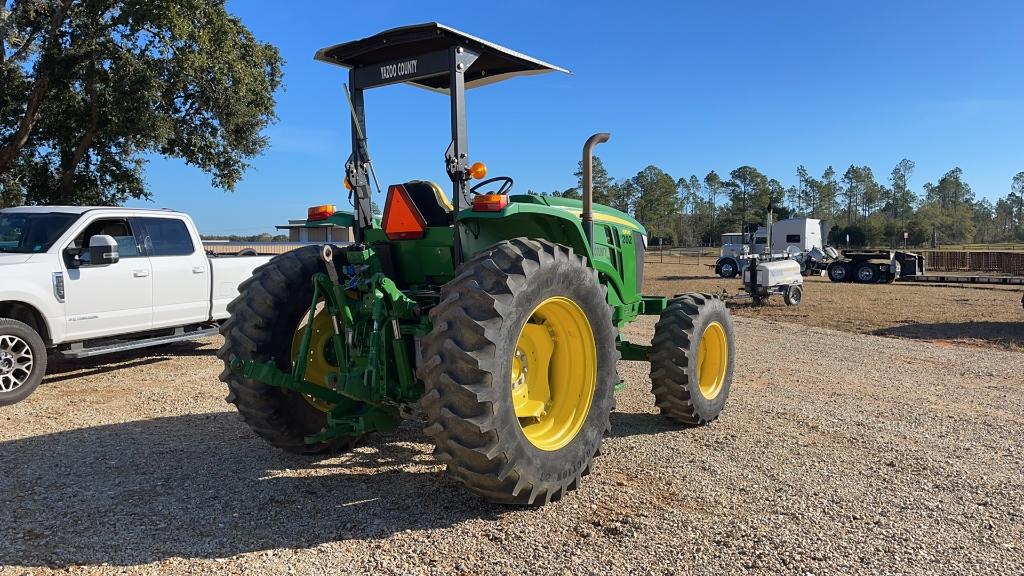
[86,234,120,266]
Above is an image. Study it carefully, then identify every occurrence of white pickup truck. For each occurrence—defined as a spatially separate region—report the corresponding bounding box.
[0,206,273,405]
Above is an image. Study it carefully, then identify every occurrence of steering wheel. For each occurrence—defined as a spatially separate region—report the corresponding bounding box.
[470,176,513,196]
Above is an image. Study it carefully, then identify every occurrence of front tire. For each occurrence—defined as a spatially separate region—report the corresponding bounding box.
[718,259,738,278]
[0,319,47,406]
[649,294,734,425]
[419,239,618,505]
[217,246,363,454]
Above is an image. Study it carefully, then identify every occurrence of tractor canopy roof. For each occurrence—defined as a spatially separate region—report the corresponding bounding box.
[315,22,569,93]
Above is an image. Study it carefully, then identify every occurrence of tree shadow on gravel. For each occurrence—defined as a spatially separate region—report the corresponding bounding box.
[0,412,498,568]
[872,321,1024,348]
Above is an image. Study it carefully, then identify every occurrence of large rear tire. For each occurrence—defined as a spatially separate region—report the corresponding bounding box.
[419,238,618,505]
[649,294,734,425]
[217,246,363,455]
[0,318,47,406]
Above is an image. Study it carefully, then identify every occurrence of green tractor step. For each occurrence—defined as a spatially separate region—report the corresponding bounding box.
[219,23,736,505]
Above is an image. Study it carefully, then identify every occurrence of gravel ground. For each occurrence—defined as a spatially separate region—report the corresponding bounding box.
[1,316,1023,575]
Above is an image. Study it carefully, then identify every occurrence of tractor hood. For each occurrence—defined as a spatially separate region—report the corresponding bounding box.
[510,195,646,235]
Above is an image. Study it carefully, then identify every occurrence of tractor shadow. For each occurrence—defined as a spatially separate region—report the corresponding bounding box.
[607,410,679,438]
[43,340,217,383]
[0,413,497,568]
[872,321,1024,349]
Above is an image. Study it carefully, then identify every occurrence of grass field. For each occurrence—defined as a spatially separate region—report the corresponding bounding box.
[643,258,1024,351]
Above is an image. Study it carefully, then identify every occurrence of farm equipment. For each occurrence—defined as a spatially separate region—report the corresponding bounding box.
[721,257,803,306]
[218,23,736,505]
[741,257,804,306]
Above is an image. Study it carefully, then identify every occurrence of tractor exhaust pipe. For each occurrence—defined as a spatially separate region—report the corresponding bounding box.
[582,132,611,253]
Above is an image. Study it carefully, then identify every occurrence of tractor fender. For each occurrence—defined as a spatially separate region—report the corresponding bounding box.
[458,205,595,259]
[458,204,639,307]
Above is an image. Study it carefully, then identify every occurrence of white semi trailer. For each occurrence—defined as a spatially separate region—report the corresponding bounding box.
[716,218,827,278]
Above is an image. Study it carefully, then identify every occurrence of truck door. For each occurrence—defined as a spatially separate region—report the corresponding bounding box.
[62,217,153,340]
[136,216,210,328]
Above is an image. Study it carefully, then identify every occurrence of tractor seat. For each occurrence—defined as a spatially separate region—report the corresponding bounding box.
[401,181,453,227]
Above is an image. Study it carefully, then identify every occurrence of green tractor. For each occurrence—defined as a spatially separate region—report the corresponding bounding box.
[219,23,735,505]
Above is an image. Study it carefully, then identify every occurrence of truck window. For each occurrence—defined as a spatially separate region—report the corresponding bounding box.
[0,211,79,253]
[73,218,141,257]
[754,237,767,245]
[786,234,801,243]
[140,217,194,256]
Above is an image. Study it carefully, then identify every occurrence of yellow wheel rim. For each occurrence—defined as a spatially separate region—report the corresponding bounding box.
[697,321,728,400]
[511,297,597,451]
[291,308,337,412]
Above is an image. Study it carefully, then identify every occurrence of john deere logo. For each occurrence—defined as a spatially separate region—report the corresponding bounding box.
[380,59,418,80]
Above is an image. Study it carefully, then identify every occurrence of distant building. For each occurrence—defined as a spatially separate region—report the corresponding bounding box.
[275,205,354,242]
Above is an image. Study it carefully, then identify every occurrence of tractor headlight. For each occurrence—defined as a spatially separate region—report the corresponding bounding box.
[641,234,648,249]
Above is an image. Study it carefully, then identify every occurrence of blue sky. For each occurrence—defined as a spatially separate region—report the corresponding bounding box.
[129,0,1024,235]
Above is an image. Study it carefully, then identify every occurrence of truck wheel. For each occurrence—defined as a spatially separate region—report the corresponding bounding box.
[784,285,803,306]
[827,262,850,282]
[718,259,737,278]
[420,238,618,505]
[855,263,878,283]
[0,318,47,406]
[649,294,734,425]
[217,245,364,455]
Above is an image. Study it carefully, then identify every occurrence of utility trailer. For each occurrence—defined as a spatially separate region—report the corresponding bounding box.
[826,249,923,284]
[901,274,1024,286]
[825,249,1024,310]
[898,270,1024,311]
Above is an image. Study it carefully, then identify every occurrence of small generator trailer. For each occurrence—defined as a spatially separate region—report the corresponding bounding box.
[218,23,737,506]
[726,257,804,306]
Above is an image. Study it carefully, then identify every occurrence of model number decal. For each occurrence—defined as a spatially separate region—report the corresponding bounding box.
[380,59,418,80]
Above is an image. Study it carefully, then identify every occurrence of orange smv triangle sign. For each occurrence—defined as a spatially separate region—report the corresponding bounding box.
[383,184,427,240]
